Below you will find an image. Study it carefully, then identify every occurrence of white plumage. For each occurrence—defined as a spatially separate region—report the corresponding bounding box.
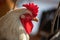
[0,8,29,40]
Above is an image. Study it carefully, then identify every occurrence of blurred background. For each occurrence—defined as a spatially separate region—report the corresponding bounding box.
[0,0,60,40]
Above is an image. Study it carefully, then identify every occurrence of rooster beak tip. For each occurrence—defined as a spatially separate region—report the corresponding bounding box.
[32,17,38,22]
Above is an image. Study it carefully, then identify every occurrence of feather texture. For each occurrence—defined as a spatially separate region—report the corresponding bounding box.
[0,8,29,40]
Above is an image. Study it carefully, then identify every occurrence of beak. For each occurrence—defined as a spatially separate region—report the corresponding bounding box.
[32,17,38,22]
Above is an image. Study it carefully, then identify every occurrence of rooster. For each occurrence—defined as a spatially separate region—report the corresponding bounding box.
[0,3,39,40]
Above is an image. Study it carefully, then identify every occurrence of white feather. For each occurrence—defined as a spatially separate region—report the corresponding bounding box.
[0,8,29,40]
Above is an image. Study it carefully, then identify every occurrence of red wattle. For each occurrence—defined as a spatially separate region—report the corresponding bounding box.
[25,21,33,34]
[20,13,33,34]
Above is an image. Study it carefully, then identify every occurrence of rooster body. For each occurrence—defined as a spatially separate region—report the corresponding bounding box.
[0,3,38,40]
[0,8,29,40]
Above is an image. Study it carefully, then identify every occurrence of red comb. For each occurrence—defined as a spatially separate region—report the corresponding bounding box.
[23,3,39,17]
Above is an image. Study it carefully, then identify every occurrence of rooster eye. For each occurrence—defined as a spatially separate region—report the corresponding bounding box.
[21,15,25,18]
[26,10,32,16]
[28,13,32,16]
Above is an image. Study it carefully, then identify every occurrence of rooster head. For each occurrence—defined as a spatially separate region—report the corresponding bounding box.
[20,3,39,34]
